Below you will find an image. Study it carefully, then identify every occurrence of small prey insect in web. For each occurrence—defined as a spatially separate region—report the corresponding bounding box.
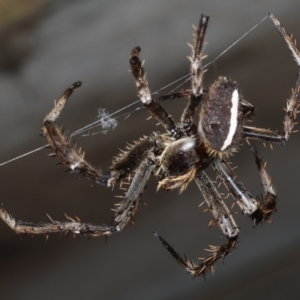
[1,13,300,278]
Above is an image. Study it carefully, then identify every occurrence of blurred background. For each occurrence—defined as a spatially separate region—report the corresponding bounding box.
[0,1,300,299]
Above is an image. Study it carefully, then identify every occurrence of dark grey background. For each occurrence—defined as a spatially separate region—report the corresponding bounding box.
[1,1,300,299]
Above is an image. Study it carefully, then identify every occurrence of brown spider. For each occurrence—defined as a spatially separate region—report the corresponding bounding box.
[1,13,299,278]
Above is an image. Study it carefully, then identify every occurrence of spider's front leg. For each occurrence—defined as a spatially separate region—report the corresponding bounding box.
[42,81,109,185]
[243,13,300,144]
[0,82,161,237]
[155,171,239,277]
[130,47,183,140]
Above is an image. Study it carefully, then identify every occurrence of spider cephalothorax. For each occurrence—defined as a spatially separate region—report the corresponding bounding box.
[158,76,245,192]
[1,13,299,278]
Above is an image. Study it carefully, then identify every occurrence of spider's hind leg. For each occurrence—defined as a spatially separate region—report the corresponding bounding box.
[214,146,277,226]
[155,171,239,277]
[249,145,277,225]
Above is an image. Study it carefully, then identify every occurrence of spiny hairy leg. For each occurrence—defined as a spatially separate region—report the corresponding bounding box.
[214,146,276,226]
[155,232,237,277]
[214,159,259,216]
[0,81,161,237]
[190,15,209,97]
[154,172,238,277]
[130,47,183,139]
[249,146,277,225]
[0,157,155,237]
[181,14,209,137]
[243,13,300,144]
[269,13,300,141]
[43,82,159,187]
[158,15,209,137]
[269,13,300,75]
[42,81,109,186]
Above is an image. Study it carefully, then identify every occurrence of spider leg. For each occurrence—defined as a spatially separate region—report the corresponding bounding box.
[213,146,276,226]
[155,171,238,277]
[241,99,255,118]
[159,90,195,102]
[43,82,161,188]
[269,13,300,69]
[0,156,156,236]
[249,146,277,225]
[42,81,109,186]
[242,126,287,145]
[159,15,210,137]
[107,134,164,186]
[243,14,300,144]
[0,82,168,237]
[180,15,209,137]
[130,47,183,139]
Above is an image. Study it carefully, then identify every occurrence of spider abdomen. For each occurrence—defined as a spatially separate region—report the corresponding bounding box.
[198,77,243,154]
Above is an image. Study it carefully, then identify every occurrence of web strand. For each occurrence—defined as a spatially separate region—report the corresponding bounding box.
[0,15,268,167]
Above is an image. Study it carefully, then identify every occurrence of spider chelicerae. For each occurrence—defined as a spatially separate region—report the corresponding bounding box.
[1,13,299,278]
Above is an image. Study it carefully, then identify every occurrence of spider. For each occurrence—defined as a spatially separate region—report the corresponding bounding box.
[1,13,299,278]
